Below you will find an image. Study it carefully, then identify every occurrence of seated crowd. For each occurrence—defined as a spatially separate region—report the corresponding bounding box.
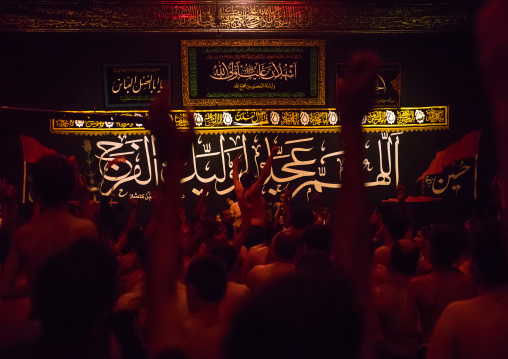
[1,3,508,356]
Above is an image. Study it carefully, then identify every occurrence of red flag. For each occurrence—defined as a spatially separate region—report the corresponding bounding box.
[417,130,481,182]
[19,134,57,163]
[106,155,127,169]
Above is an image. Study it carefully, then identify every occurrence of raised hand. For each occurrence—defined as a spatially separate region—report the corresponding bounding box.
[147,84,194,166]
[270,145,279,157]
[336,50,381,124]
[232,153,242,168]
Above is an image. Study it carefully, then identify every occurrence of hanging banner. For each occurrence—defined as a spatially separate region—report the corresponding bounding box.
[337,63,401,108]
[181,39,326,106]
[48,106,449,135]
[103,63,170,108]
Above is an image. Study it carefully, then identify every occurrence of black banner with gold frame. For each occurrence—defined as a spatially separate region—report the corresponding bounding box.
[181,39,325,107]
[336,63,401,108]
[103,63,170,108]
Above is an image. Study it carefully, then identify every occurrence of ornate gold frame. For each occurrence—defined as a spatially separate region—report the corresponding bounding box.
[181,39,326,106]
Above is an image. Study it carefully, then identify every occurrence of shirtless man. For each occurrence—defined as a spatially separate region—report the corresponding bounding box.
[406,225,477,344]
[427,219,508,359]
[0,154,98,300]
[245,230,297,292]
[232,146,277,249]
[146,52,381,359]
[373,239,421,358]
[373,212,410,269]
[209,243,250,322]
[183,255,229,359]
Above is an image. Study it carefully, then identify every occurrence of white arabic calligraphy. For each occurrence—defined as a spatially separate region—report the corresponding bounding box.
[92,132,404,201]
[211,61,297,81]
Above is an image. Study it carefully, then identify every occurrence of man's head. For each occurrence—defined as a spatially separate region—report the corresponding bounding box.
[33,155,75,207]
[225,274,363,359]
[240,171,257,189]
[290,206,314,230]
[370,203,392,227]
[414,226,432,249]
[383,212,411,241]
[471,218,508,287]
[301,225,333,255]
[390,239,420,276]
[430,224,467,268]
[220,209,233,224]
[274,230,298,262]
[185,255,227,312]
[32,238,117,336]
[209,242,238,275]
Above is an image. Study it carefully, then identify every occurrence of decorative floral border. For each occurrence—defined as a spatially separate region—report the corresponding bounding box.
[48,106,449,136]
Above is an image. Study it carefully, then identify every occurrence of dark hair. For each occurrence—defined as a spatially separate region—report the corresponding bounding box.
[301,225,333,255]
[296,250,335,281]
[290,206,314,229]
[383,212,410,241]
[185,255,227,303]
[33,155,75,207]
[225,274,363,359]
[274,230,298,261]
[390,239,420,276]
[121,226,144,256]
[240,171,256,189]
[375,203,392,221]
[430,225,467,268]
[210,242,237,274]
[471,218,508,287]
[32,238,117,335]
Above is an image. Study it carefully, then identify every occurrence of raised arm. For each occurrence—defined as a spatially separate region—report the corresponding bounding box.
[332,50,379,288]
[331,51,380,359]
[232,154,244,201]
[248,145,278,196]
[232,154,249,252]
[145,86,194,356]
[192,184,209,221]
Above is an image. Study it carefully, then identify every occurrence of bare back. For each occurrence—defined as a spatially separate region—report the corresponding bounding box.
[245,262,295,292]
[4,208,98,293]
[407,268,477,341]
[428,291,508,359]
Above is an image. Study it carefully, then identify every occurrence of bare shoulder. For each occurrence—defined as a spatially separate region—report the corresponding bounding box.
[407,274,430,294]
[228,281,251,297]
[69,216,99,239]
[12,223,32,239]
[245,264,267,288]
[247,264,266,278]
[443,297,477,316]
[11,222,35,247]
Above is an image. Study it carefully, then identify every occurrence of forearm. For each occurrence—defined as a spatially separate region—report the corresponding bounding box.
[146,168,183,355]
[258,151,275,183]
[333,121,370,284]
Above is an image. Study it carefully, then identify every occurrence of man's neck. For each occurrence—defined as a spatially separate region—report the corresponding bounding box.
[39,203,70,215]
